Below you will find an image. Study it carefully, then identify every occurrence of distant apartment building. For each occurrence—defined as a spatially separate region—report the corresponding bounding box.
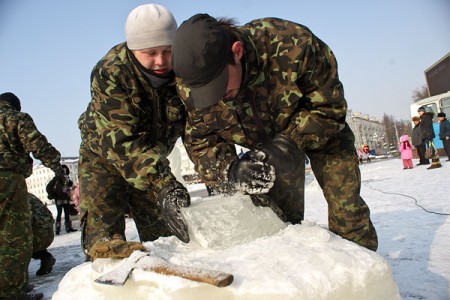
[346,110,386,155]
[172,141,249,183]
[26,157,79,204]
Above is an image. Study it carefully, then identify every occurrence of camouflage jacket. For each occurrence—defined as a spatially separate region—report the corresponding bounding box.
[78,43,186,192]
[176,18,347,183]
[28,193,54,229]
[0,101,61,177]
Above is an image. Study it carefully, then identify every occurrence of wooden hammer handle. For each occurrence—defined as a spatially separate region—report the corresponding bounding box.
[140,256,234,287]
[148,264,234,287]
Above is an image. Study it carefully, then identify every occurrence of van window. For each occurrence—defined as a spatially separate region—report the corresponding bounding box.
[426,103,438,123]
[441,97,450,118]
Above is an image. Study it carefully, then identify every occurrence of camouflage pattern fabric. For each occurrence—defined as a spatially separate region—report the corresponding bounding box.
[0,98,61,297]
[0,101,62,176]
[28,193,54,254]
[0,173,32,297]
[177,18,377,250]
[79,147,171,253]
[78,43,185,253]
[306,125,377,250]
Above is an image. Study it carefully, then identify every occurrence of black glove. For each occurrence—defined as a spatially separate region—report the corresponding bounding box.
[158,181,191,243]
[257,134,302,175]
[228,151,275,195]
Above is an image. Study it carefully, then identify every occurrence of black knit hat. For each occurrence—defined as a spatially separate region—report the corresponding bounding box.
[0,92,21,111]
[417,106,426,113]
[437,112,446,118]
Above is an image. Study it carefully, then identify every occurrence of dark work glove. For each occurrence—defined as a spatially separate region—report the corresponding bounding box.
[257,134,302,175]
[158,181,191,243]
[228,151,275,195]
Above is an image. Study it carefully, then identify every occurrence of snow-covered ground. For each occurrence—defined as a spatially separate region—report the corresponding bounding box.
[28,157,450,299]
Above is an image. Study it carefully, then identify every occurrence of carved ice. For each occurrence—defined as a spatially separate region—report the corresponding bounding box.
[181,194,287,249]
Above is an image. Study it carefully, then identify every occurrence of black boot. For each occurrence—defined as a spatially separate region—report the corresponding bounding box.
[36,250,56,276]
[55,221,61,235]
[65,221,77,233]
[22,284,34,293]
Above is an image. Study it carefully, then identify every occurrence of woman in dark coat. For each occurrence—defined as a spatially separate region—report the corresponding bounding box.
[418,106,442,169]
[47,164,76,234]
[411,116,429,165]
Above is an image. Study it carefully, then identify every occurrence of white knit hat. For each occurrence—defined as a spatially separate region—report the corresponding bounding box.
[125,4,177,50]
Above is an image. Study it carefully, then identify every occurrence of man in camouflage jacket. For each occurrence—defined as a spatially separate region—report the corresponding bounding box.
[173,14,377,251]
[28,193,56,276]
[0,92,63,300]
[77,4,189,260]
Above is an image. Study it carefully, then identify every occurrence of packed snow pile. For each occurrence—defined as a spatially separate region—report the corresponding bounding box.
[53,194,401,300]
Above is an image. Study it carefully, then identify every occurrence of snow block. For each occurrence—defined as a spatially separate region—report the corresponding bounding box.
[53,195,401,300]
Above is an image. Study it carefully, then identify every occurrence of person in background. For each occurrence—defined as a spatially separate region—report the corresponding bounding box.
[357,148,364,163]
[46,164,76,234]
[437,112,450,161]
[28,193,56,276]
[172,14,378,251]
[205,184,215,196]
[398,135,413,169]
[418,106,442,170]
[411,116,429,165]
[0,92,64,300]
[362,144,371,162]
[77,4,189,261]
[72,183,80,213]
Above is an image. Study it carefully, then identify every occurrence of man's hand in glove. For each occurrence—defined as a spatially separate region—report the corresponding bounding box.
[158,181,191,243]
[88,234,145,260]
[257,134,302,175]
[228,151,275,195]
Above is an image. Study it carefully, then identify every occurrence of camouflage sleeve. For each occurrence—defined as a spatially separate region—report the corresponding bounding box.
[87,69,174,192]
[279,24,347,150]
[177,87,237,184]
[18,113,61,172]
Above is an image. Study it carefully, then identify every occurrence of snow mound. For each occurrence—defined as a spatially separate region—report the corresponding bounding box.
[53,195,401,300]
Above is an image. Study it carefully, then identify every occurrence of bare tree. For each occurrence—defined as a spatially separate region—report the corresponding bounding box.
[411,84,429,102]
[381,114,412,155]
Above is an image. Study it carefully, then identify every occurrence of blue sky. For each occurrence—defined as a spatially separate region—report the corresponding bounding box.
[1,0,449,157]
